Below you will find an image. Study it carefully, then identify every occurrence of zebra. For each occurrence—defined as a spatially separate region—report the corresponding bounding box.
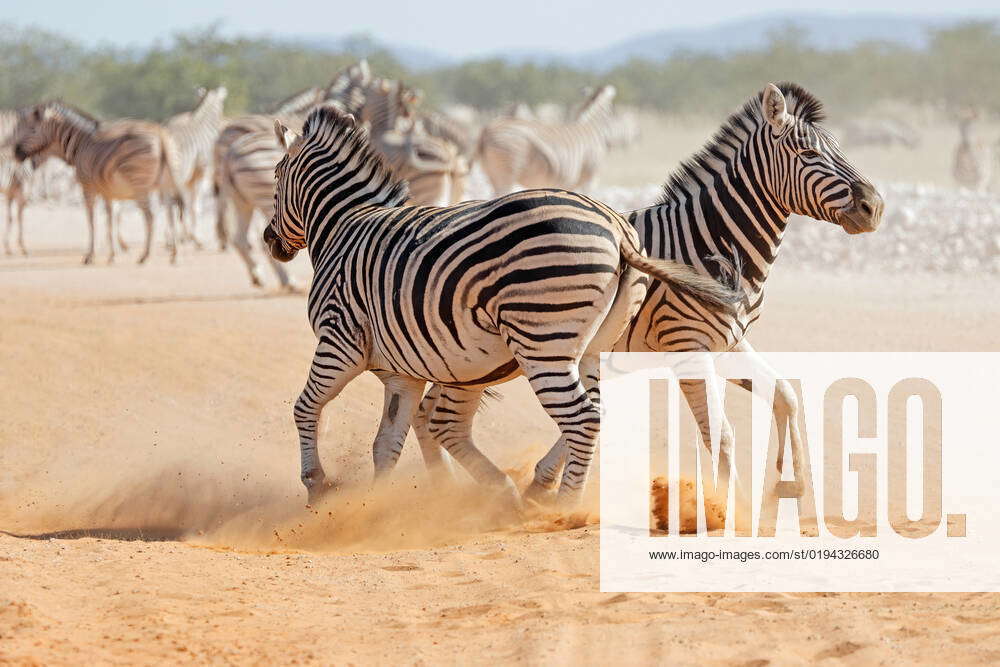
[1,149,31,256]
[263,105,740,506]
[163,85,228,249]
[213,114,298,289]
[13,101,182,265]
[1,109,33,256]
[411,83,884,505]
[212,62,373,286]
[361,78,469,206]
[953,110,986,191]
[478,85,621,196]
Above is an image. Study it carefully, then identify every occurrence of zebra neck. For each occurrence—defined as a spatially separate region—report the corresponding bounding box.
[657,166,790,295]
[53,119,96,165]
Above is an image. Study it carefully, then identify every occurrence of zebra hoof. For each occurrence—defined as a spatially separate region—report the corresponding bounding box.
[305,479,335,506]
[522,480,557,506]
[82,254,94,265]
[492,477,525,516]
[137,254,149,265]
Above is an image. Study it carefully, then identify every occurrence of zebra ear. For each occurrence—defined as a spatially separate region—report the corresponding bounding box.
[762,83,790,130]
[354,59,370,81]
[274,120,300,152]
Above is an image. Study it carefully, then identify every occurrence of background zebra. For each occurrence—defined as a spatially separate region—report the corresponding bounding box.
[1,108,34,255]
[953,109,988,191]
[478,84,624,195]
[0,149,32,256]
[163,85,228,249]
[413,83,884,505]
[211,61,374,287]
[361,77,469,206]
[264,105,739,506]
[14,101,182,265]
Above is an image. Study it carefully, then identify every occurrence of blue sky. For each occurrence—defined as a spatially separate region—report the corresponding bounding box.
[5,0,999,57]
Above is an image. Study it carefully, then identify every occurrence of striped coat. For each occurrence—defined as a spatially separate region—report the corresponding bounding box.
[14,101,182,264]
[265,105,739,506]
[414,83,885,504]
[478,85,619,195]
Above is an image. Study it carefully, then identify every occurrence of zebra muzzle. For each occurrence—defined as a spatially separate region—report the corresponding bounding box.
[263,224,299,262]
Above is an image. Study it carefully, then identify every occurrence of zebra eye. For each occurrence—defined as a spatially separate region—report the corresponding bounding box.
[800,148,821,159]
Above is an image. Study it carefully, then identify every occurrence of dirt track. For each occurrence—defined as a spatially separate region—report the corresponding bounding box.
[2,205,1000,664]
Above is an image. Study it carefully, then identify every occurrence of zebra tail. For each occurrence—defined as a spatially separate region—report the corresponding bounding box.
[620,245,743,315]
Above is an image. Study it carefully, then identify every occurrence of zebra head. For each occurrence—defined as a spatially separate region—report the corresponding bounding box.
[13,105,56,162]
[758,83,883,235]
[265,105,408,262]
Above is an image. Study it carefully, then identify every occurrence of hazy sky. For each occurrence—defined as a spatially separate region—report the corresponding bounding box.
[6,0,999,57]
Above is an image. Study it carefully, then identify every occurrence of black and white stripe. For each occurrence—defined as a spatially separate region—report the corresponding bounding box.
[478,85,621,195]
[264,105,739,506]
[13,101,181,264]
[416,83,885,501]
[163,86,227,248]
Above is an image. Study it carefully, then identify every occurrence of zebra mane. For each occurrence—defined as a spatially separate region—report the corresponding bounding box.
[301,104,409,207]
[576,85,616,123]
[657,82,825,204]
[41,100,101,132]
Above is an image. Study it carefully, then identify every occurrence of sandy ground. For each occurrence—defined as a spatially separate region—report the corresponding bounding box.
[2,202,1000,665]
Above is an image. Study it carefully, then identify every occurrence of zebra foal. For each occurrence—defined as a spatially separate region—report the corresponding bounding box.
[264,105,739,506]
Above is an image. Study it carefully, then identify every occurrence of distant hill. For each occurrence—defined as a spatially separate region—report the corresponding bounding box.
[302,12,977,71]
[563,13,957,70]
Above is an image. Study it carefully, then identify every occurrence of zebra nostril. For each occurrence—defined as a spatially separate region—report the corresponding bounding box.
[860,201,873,217]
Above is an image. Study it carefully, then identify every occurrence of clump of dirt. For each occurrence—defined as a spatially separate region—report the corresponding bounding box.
[651,476,727,534]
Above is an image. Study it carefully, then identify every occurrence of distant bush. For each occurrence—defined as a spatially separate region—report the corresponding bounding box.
[0,21,997,121]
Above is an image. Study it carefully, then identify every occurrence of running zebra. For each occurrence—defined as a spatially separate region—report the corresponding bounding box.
[362,78,469,205]
[212,62,372,286]
[14,101,182,264]
[478,85,620,195]
[264,105,740,506]
[413,83,884,503]
[163,85,228,248]
[213,114,297,288]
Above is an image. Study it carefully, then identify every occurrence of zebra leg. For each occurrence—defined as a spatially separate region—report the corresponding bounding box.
[103,197,115,264]
[411,383,458,484]
[182,184,203,250]
[16,196,26,256]
[522,354,601,503]
[295,337,366,505]
[371,374,425,481]
[81,190,96,265]
[136,196,156,265]
[229,201,263,287]
[417,384,521,509]
[519,358,600,507]
[678,370,742,502]
[214,182,229,252]
[162,197,179,265]
[3,196,12,256]
[729,339,805,497]
[113,201,129,252]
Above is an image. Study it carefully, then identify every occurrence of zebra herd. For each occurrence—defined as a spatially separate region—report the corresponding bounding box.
[2,69,884,508]
[0,60,640,289]
[264,82,882,506]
